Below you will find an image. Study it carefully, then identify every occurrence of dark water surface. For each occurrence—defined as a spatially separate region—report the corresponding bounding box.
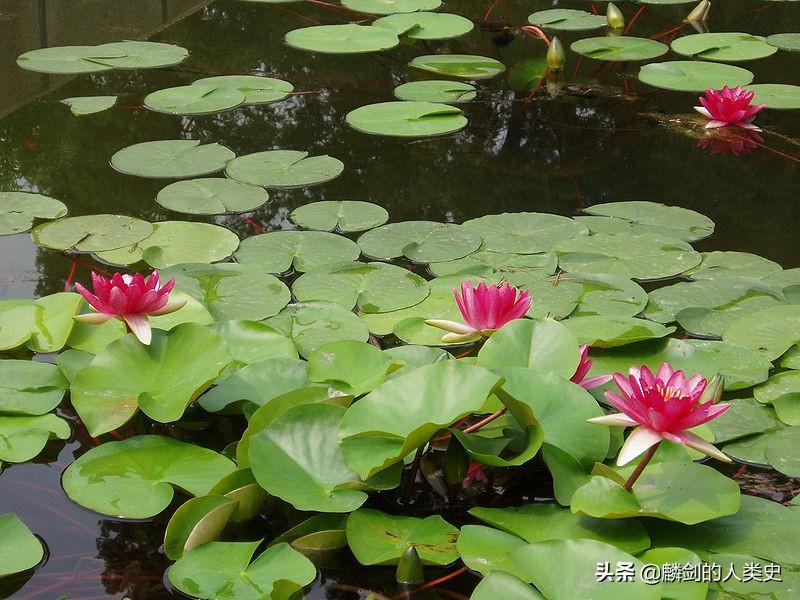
[1,0,799,598]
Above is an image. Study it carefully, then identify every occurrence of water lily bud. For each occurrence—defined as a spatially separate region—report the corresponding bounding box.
[443,439,469,486]
[685,0,711,23]
[606,3,625,29]
[699,374,724,404]
[396,546,424,585]
[547,37,566,70]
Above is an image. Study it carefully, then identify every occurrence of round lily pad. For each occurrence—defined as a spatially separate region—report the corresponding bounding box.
[156,178,269,215]
[0,413,70,463]
[111,140,235,178]
[16,45,124,74]
[0,359,67,415]
[0,514,44,577]
[346,101,467,137]
[61,96,117,116]
[0,191,67,235]
[745,84,800,110]
[528,9,607,31]
[372,12,474,40]
[191,75,294,104]
[289,200,388,232]
[93,221,240,268]
[92,40,189,69]
[671,33,778,63]
[724,305,800,360]
[144,85,246,115]
[638,61,754,92]
[766,33,800,52]
[582,201,715,243]
[685,251,782,280]
[463,213,588,254]
[570,37,669,61]
[357,221,482,262]
[429,250,556,280]
[31,214,153,252]
[342,0,442,14]
[285,24,399,54]
[226,150,344,188]
[234,230,360,273]
[394,80,476,103]
[409,54,506,79]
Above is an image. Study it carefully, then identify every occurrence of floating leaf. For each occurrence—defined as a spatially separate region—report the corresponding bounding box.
[766,33,800,52]
[0,191,67,235]
[682,339,771,391]
[409,54,506,79]
[582,201,714,243]
[234,230,360,273]
[570,37,669,61]
[346,101,468,138]
[290,200,387,232]
[463,213,588,254]
[226,150,343,188]
[31,214,153,252]
[156,178,269,215]
[92,40,188,69]
[62,435,236,518]
[16,45,124,74]
[745,83,800,110]
[430,250,556,280]
[61,95,117,116]
[27,292,84,353]
[457,525,529,578]
[471,572,545,600]
[191,75,294,104]
[0,413,70,463]
[306,341,404,396]
[285,24,399,54]
[638,61,754,92]
[723,305,800,360]
[358,221,481,262]
[373,12,474,40]
[0,301,36,350]
[111,140,235,178]
[0,514,44,577]
[0,360,67,415]
[528,9,607,31]
[342,0,442,14]
[144,85,245,115]
[685,251,781,280]
[671,33,777,63]
[393,80,476,103]
[164,495,238,560]
[707,397,784,444]
[562,315,675,348]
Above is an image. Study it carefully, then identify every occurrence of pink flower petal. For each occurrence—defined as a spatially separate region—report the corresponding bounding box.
[123,314,152,345]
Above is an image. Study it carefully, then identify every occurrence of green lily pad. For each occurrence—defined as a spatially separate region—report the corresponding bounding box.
[471,572,545,600]
[582,201,715,243]
[71,324,231,436]
[766,33,800,51]
[168,541,316,600]
[94,221,239,268]
[111,140,235,178]
[226,150,343,188]
[0,514,44,577]
[292,261,429,313]
[393,80,476,103]
[289,200,388,232]
[164,495,238,560]
[463,212,588,254]
[346,101,467,137]
[723,305,800,360]
[234,230,360,273]
[570,37,669,61]
[31,214,153,252]
[528,9,607,32]
[0,301,36,350]
[373,12,474,40]
[61,95,117,116]
[307,340,404,396]
[16,45,124,73]
[208,469,267,523]
[191,75,294,104]
[0,191,67,235]
[430,250,556,280]
[638,61,754,92]
[562,315,675,348]
[160,263,290,321]
[342,0,442,14]
[156,178,269,215]
[62,435,236,518]
[285,24,399,54]
[555,232,702,281]
[685,251,782,280]
[358,221,481,262]
[682,339,771,391]
[706,398,783,444]
[409,54,506,80]
[0,413,70,463]
[764,427,800,476]
[144,85,246,115]
[671,33,777,63]
[23,291,83,353]
[457,525,529,579]
[92,40,188,69]
[745,83,800,110]
[346,508,459,565]
[0,359,68,415]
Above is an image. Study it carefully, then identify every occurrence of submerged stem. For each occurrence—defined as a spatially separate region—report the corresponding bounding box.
[623,442,661,491]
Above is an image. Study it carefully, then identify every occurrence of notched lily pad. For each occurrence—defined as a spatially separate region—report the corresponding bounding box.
[111,140,235,179]
[528,9,607,32]
[357,220,482,262]
[289,200,388,232]
[393,80,476,103]
[226,150,344,188]
[346,101,468,138]
[0,191,67,235]
[31,214,153,253]
[409,54,506,79]
[191,75,294,104]
[156,178,269,215]
[570,37,669,62]
[234,230,360,273]
[144,85,246,115]
[0,514,44,577]
[372,12,474,40]
[671,33,778,63]
[61,96,117,116]
[638,61,754,92]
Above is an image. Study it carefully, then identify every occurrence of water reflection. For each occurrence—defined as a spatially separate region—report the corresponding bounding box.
[697,129,763,158]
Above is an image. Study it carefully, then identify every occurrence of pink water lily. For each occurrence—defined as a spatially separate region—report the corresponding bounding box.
[694,86,766,131]
[588,363,731,466]
[571,344,612,390]
[74,271,185,345]
[426,281,532,344]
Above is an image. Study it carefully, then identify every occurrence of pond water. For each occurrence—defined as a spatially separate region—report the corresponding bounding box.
[1,0,800,599]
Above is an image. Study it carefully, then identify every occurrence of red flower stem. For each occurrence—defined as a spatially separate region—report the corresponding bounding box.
[462,407,507,434]
[275,5,322,25]
[401,445,425,500]
[392,567,468,599]
[623,442,661,491]
[625,6,646,34]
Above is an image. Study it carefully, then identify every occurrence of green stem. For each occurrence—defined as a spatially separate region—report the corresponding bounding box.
[623,442,661,491]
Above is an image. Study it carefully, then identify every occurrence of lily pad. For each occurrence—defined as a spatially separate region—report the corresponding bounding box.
[430,250,556,280]
[471,572,545,600]
[358,221,482,262]
[745,83,800,110]
[562,315,675,348]
[528,9,607,32]
[61,96,117,116]
[290,200,388,232]
[292,261,429,313]
[638,61,754,92]
[671,33,777,63]
[156,178,269,215]
[0,301,36,350]
[226,150,343,188]
[582,201,714,243]
[285,24,399,54]
[31,214,153,252]
[163,495,238,560]
[111,140,235,178]
[62,435,236,518]
[191,75,294,104]
[525,272,648,319]
[342,0,442,14]
[346,101,467,138]
[0,514,44,577]
[0,359,67,415]
[766,33,800,52]
[16,45,125,74]
[409,54,506,79]
[463,213,588,254]
[457,525,529,579]
[92,40,188,69]
[570,37,669,61]
[144,85,246,115]
[346,508,459,565]
[707,397,784,444]
[234,230,360,273]
[0,413,70,463]
[393,80,476,103]
[307,340,404,396]
[723,305,800,360]
[0,191,68,235]
[94,221,240,268]
[373,12,474,40]
[685,251,782,280]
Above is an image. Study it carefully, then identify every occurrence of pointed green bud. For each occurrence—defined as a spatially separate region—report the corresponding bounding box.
[700,374,724,404]
[685,0,711,23]
[396,546,424,585]
[443,439,469,486]
[606,3,625,29]
[546,37,566,70]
